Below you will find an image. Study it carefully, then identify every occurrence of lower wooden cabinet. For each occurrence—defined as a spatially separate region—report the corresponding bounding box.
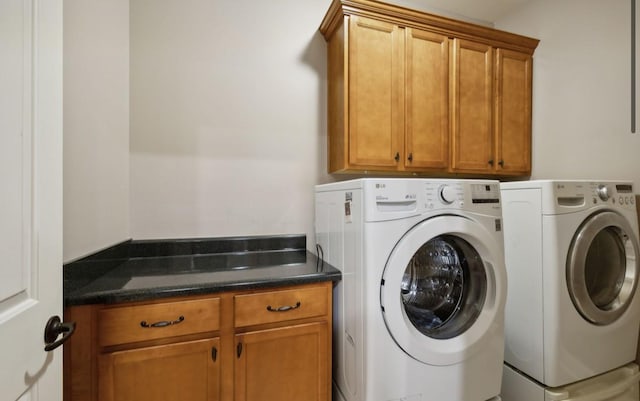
[235,323,328,401]
[64,281,333,401]
[98,338,220,401]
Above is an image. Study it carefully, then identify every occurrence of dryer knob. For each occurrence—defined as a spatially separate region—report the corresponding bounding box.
[439,185,456,204]
[597,184,610,201]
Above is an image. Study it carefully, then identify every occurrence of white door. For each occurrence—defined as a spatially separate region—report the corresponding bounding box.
[0,0,64,400]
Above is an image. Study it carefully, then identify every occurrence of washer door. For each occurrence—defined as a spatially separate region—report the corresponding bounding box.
[380,215,505,366]
[567,211,640,325]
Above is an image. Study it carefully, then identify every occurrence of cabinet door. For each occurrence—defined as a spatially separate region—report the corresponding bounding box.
[450,38,494,173]
[235,322,329,401]
[348,16,404,169]
[495,48,532,176]
[405,28,449,170]
[98,338,220,401]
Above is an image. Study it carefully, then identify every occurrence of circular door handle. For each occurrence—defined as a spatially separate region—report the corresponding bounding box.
[44,315,76,352]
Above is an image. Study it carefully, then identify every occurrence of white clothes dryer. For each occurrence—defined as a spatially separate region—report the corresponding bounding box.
[315,178,507,401]
[500,180,640,388]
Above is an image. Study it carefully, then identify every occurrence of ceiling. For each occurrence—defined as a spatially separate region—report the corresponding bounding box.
[390,0,534,25]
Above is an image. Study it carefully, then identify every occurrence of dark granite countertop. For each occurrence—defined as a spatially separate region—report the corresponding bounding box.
[64,235,341,306]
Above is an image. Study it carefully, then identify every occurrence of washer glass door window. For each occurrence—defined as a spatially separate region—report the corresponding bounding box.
[401,235,486,339]
[380,215,505,366]
[567,211,640,325]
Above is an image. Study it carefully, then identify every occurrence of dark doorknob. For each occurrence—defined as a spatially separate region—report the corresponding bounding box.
[43,315,76,352]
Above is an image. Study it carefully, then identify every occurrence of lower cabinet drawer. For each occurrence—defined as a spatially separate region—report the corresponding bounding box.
[98,298,220,347]
[234,285,328,327]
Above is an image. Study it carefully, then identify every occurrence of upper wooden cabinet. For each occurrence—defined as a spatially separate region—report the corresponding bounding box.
[450,38,494,174]
[320,0,539,177]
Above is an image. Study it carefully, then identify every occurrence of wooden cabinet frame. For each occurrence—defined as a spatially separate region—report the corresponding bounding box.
[320,0,539,177]
[64,281,333,401]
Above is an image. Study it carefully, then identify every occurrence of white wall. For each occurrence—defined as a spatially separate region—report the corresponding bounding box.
[495,0,640,186]
[129,0,332,243]
[63,0,130,262]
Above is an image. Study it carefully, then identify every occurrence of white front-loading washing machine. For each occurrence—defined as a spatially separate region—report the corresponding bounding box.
[315,178,507,401]
[500,180,640,391]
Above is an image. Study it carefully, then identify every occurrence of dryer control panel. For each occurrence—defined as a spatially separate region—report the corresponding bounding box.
[598,183,635,208]
[540,181,636,214]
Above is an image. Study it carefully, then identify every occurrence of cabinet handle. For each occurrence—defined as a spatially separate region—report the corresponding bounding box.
[211,347,218,362]
[140,315,184,328]
[266,301,301,312]
[498,160,504,167]
[394,152,400,162]
[407,153,413,162]
[488,159,494,166]
[237,342,243,358]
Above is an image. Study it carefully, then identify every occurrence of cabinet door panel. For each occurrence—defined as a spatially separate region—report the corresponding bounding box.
[405,28,449,169]
[98,338,220,401]
[495,48,532,175]
[451,39,493,173]
[235,322,328,401]
[349,16,404,168]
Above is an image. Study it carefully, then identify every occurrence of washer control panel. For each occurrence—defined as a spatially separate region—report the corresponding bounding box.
[424,181,501,211]
[590,182,635,207]
[362,179,502,220]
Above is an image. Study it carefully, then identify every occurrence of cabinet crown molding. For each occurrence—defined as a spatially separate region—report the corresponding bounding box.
[319,0,539,54]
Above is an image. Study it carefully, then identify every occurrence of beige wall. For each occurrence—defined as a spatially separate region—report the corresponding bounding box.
[496,0,640,186]
[63,0,130,262]
[129,0,332,243]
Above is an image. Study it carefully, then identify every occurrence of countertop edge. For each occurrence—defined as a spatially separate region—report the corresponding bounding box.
[64,271,342,307]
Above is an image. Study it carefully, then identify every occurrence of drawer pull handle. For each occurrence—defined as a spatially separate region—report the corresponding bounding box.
[140,315,185,328]
[266,301,301,312]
